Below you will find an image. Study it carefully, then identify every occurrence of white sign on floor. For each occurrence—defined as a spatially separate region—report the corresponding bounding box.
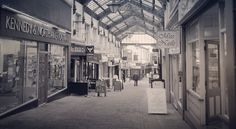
[147,88,168,114]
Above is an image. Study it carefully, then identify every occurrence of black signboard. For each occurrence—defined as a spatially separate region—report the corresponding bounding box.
[152,49,159,52]
[122,57,127,60]
[0,9,71,45]
[86,46,94,55]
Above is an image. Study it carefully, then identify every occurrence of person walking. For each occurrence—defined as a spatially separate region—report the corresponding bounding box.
[133,73,139,86]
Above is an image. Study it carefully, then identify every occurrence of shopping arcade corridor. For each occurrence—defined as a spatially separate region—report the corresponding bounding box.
[0,78,191,129]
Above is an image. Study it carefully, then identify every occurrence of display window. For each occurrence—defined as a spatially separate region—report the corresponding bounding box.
[87,62,98,80]
[48,44,67,95]
[191,42,200,94]
[0,38,37,114]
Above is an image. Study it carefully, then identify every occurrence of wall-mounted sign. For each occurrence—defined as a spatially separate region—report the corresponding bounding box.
[86,46,94,55]
[156,31,178,48]
[71,44,86,56]
[71,45,85,53]
[122,57,127,60]
[0,9,70,44]
[87,54,101,63]
[152,48,159,52]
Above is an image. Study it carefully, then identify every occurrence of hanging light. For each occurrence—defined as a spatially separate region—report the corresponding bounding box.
[107,0,121,13]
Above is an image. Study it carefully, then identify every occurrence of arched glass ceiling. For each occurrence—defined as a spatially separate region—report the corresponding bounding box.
[77,0,166,40]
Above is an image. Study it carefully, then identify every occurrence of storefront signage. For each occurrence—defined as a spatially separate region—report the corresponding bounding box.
[156,31,178,48]
[71,45,86,53]
[87,54,101,63]
[122,57,127,60]
[0,9,70,44]
[86,46,94,55]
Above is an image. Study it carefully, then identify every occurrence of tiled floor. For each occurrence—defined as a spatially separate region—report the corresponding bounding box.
[0,78,192,129]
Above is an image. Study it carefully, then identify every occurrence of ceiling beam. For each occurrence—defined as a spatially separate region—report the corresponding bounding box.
[97,0,129,20]
[97,0,163,21]
[114,22,156,36]
[129,0,163,19]
[108,13,160,30]
[114,24,136,36]
[117,34,129,40]
[116,27,157,41]
[92,0,119,31]
[75,1,109,29]
[107,14,132,29]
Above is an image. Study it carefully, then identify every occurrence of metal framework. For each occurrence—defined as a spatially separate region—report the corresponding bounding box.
[76,0,166,39]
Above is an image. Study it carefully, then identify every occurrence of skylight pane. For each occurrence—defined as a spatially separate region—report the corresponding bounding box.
[87,1,99,10]
[143,10,153,18]
[102,17,110,23]
[155,0,162,7]
[95,8,104,14]
[142,0,152,7]
[112,15,122,21]
[108,12,120,19]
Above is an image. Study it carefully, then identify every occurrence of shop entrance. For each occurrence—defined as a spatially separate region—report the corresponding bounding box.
[205,40,221,124]
[38,44,49,105]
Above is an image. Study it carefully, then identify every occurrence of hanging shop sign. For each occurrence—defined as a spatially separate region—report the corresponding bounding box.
[168,30,180,54]
[0,9,70,44]
[86,46,94,55]
[156,31,178,48]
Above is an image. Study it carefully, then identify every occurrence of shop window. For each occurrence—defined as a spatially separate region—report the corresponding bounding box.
[0,38,37,114]
[87,63,98,80]
[48,45,66,95]
[191,42,200,94]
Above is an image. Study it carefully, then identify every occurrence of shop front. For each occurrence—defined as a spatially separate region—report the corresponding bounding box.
[0,1,70,117]
[99,55,109,87]
[87,53,100,89]
[69,44,88,95]
[70,44,87,83]
[179,1,227,128]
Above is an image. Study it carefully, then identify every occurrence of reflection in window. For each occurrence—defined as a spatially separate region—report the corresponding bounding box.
[48,45,66,95]
[0,39,37,114]
[87,62,98,80]
[192,42,200,94]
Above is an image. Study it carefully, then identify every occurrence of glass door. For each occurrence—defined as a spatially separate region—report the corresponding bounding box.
[205,40,221,124]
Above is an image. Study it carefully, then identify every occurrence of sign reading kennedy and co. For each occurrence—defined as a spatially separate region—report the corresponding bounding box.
[0,10,70,44]
[156,31,178,48]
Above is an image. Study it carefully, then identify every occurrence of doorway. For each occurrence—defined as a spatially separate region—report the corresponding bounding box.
[38,44,49,105]
[205,40,221,124]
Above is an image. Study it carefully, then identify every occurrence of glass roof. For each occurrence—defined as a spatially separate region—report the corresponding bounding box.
[80,0,165,37]
[87,1,99,10]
